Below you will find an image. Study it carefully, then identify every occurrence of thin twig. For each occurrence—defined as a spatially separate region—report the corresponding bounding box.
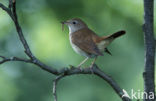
[0,1,59,75]
[12,1,34,59]
[52,65,131,101]
[53,75,65,101]
[8,0,12,8]
[0,56,31,64]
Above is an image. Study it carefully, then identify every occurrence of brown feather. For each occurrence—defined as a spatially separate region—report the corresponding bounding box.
[96,30,126,52]
[94,30,126,43]
[105,30,126,39]
[71,28,103,56]
[101,30,126,41]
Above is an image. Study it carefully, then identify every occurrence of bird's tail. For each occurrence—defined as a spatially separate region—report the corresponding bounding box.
[108,30,126,39]
[97,30,126,52]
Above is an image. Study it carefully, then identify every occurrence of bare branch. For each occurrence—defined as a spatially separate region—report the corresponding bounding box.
[53,65,131,101]
[0,0,59,75]
[0,3,11,14]
[8,0,12,8]
[53,75,65,101]
[0,56,31,64]
[12,1,34,59]
[0,3,8,11]
[143,0,155,100]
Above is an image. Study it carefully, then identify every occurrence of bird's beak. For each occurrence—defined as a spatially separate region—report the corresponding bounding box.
[61,21,69,25]
[61,21,65,25]
[61,21,70,31]
[61,21,67,31]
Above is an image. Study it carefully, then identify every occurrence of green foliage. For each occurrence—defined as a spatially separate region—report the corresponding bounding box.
[0,0,155,101]
[0,70,19,101]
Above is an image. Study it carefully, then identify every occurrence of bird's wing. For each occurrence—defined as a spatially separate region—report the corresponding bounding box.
[71,28,103,56]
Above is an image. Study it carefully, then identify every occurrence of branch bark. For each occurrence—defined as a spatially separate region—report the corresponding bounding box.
[0,0,131,101]
[52,65,131,101]
[0,56,31,64]
[143,0,155,101]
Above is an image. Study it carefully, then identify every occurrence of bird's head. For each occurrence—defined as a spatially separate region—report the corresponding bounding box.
[61,18,88,33]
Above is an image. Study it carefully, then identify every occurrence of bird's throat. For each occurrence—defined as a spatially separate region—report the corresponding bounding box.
[69,26,86,34]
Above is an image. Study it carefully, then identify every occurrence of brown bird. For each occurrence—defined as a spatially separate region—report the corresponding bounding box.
[62,18,125,68]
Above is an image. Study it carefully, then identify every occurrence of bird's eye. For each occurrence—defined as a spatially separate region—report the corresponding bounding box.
[72,21,76,24]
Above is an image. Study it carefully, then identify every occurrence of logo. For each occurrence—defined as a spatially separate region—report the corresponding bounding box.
[122,89,155,100]
[122,89,130,98]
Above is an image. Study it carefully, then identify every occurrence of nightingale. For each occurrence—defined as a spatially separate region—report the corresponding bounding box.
[62,18,125,68]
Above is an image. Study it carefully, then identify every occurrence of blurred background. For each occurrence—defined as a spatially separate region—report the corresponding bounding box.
[0,0,156,101]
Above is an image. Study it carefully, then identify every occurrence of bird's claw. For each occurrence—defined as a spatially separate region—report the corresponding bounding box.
[89,64,94,74]
[77,66,83,71]
[69,65,76,69]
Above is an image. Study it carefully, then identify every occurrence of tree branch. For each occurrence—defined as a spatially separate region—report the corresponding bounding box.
[12,1,35,59]
[0,0,131,101]
[53,75,65,101]
[143,0,155,101]
[2,0,59,75]
[53,65,131,101]
[0,56,31,64]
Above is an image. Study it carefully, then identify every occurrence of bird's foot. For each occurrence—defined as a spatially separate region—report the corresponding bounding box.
[69,65,76,69]
[89,64,94,74]
[77,66,83,71]
[69,65,83,71]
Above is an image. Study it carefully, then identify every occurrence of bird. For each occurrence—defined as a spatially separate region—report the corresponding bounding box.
[62,18,125,68]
